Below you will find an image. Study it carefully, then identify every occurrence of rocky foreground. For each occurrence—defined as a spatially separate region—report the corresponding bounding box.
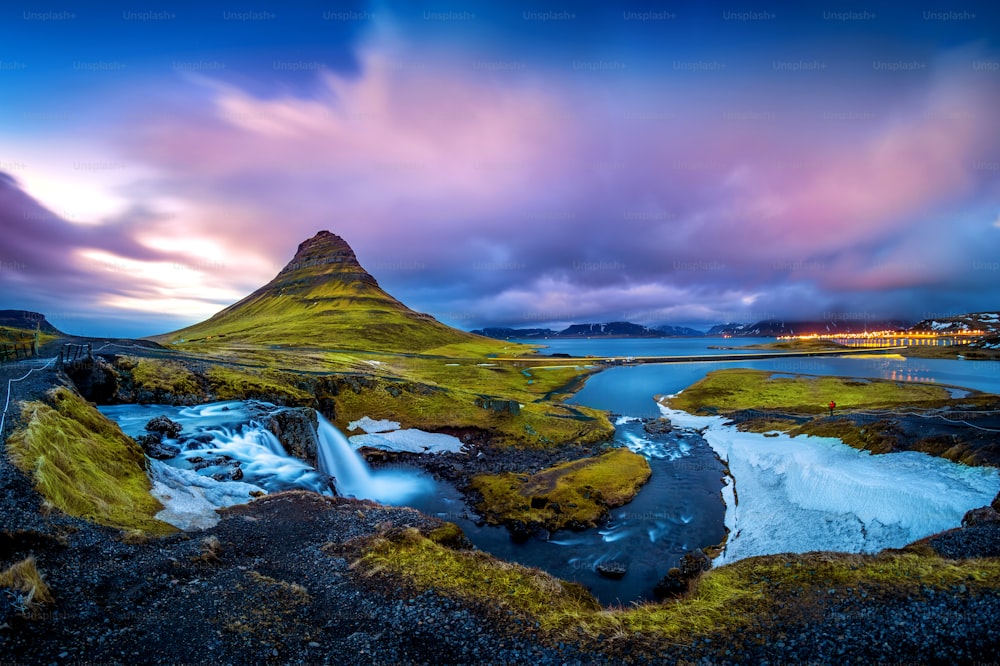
[3,350,1000,664]
[2,486,1000,665]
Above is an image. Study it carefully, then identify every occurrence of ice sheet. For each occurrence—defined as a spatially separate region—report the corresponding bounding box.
[660,406,1000,565]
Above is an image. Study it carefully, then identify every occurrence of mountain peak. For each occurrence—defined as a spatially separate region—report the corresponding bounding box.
[275,230,378,290]
[155,231,499,354]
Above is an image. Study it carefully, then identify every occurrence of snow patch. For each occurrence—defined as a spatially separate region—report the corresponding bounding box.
[660,406,1000,566]
[347,416,402,433]
[349,429,464,454]
[148,459,264,530]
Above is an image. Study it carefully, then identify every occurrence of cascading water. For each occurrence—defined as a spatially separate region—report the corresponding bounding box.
[314,412,432,504]
[315,415,375,496]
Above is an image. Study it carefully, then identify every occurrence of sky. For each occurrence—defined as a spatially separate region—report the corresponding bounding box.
[1,1,999,337]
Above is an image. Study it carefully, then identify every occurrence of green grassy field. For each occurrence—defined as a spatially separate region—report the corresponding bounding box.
[665,368,955,415]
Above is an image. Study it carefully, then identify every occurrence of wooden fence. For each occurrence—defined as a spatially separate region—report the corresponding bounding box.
[58,343,93,367]
[0,337,36,363]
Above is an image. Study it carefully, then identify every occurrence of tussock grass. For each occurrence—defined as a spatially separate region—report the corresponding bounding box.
[0,556,54,611]
[7,387,174,534]
[471,449,651,529]
[246,571,311,603]
[205,366,311,402]
[353,528,761,641]
[118,356,203,398]
[353,529,1000,646]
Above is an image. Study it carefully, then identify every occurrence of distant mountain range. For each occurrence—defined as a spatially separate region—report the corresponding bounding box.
[471,322,704,339]
[910,312,1000,335]
[707,319,911,337]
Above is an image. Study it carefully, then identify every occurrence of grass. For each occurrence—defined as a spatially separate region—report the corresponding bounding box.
[0,556,54,613]
[325,368,614,448]
[666,368,954,415]
[205,366,312,402]
[153,272,516,356]
[6,387,175,534]
[352,527,1000,645]
[470,448,651,530]
[118,356,204,400]
[0,325,57,347]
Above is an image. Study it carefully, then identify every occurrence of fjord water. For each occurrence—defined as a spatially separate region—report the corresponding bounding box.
[539,337,1000,416]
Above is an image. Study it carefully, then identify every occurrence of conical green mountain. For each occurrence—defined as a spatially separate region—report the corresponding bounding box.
[156,231,502,355]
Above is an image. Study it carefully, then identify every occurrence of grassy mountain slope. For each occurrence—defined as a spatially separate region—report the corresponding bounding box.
[154,231,507,356]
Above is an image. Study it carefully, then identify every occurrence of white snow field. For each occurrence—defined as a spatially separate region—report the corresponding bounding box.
[660,406,1000,565]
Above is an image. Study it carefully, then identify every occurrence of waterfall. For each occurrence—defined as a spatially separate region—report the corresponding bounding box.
[314,412,432,504]
[315,413,375,497]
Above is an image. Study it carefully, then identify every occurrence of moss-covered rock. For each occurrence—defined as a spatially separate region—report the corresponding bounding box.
[7,387,175,534]
[470,448,651,532]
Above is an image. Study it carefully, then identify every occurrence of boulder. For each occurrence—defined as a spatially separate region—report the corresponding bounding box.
[962,506,1000,528]
[679,549,711,576]
[507,520,540,543]
[653,549,712,599]
[992,491,1000,512]
[643,418,673,435]
[266,407,320,467]
[595,560,628,579]
[145,416,183,439]
[653,568,688,599]
[135,433,181,460]
[475,396,521,416]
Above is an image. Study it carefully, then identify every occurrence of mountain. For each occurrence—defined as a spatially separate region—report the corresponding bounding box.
[560,322,663,337]
[708,319,910,337]
[654,324,704,337]
[909,311,1000,335]
[154,231,504,354]
[472,322,704,340]
[707,323,749,336]
[0,309,63,335]
[470,327,556,339]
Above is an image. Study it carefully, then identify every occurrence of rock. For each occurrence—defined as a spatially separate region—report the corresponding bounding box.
[145,416,184,439]
[643,418,672,435]
[231,468,244,481]
[654,550,711,599]
[65,355,119,403]
[357,447,396,463]
[962,506,1000,527]
[680,549,711,576]
[595,560,628,579]
[507,521,536,543]
[135,433,181,460]
[529,496,548,509]
[267,408,320,467]
[475,396,521,416]
[654,568,689,598]
[992,491,1000,512]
